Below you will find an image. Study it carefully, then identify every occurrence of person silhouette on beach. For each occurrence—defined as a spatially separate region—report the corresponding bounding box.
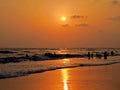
[25,54,29,58]
[88,52,91,59]
[111,51,114,56]
[91,52,94,58]
[104,51,108,59]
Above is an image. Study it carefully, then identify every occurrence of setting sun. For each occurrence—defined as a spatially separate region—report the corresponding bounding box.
[61,16,66,21]
[0,0,120,90]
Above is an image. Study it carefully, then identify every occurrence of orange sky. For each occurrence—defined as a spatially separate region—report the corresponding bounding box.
[0,0,120,48]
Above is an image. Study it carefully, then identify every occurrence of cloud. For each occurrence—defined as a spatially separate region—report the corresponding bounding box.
[111,0,120,6]
[76,23,88,27]
[70,15,87,19]
[62,24,69,27]
[107,16,120,21]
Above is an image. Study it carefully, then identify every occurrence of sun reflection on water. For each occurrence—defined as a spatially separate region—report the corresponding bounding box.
[63,58,70,64]
[63,80,68,90]
[61,69,69,90]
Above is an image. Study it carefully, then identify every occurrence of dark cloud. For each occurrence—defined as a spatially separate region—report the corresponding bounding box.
[111,0,120,6]
[76,23,88,27]
[71,15,87,19]
[107,16,120,21]
[62,24,69,27]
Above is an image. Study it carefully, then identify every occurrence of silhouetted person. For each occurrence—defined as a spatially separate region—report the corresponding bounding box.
[91,53,94,58]
[88,52,90,59]
[25,54,29,58]
[111,51,114,56]
[104,51,108,59]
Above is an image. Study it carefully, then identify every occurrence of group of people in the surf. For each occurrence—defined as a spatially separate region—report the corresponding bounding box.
[0,50,117,64]
[87,51,115,59]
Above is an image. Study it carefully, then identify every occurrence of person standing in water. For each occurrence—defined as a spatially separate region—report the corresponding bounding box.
[88,52,91,59]
[104,51,108,59]
[111,51,114,56]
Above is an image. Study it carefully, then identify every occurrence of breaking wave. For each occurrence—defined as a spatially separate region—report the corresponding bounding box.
[0,57,120,79]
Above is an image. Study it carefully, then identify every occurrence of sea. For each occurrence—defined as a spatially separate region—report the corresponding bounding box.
[0,48,120,79]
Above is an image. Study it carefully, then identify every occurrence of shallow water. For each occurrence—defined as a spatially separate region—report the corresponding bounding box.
[0,56,120,79]
[0,48,120,79]
[0,48,120,58]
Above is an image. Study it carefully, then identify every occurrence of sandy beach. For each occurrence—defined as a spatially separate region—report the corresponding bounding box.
[0,63,120,90]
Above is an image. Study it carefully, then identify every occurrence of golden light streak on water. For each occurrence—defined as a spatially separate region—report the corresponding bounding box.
[61,69,69,90]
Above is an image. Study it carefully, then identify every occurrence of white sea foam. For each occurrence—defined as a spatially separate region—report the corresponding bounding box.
[0,56,120,79]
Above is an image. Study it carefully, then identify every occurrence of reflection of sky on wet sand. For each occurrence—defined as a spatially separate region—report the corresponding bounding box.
[61,69,69,90]
[0,63,120,90]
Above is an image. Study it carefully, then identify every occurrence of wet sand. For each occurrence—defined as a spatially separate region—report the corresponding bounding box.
[0,63,120,90]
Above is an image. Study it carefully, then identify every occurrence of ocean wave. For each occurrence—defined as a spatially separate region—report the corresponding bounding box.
[1,52,120,64]
[0,60,120,79]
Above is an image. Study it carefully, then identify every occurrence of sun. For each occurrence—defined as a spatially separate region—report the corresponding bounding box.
[61,16,66,21]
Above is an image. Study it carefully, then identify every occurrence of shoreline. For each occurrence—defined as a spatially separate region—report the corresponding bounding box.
[0,60,120,79]
[0,63,120,90]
